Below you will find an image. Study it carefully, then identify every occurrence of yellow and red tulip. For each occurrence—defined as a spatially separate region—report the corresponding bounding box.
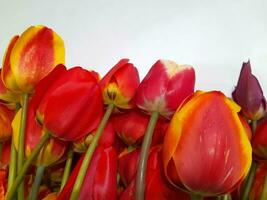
[1,25,65,93]
[163,91,252,196]
[100,59,140,109]
[37,65,103,141]
[252,118,267,160]
[57,146,117,200]
[0,104,15,141]
[232,61,266,120]
[135,60,195,118]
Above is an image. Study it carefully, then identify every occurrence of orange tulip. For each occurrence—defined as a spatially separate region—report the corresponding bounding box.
[1,25,65,93]
[163,91,252,196]
[100,59,140,109]
[252,118,267,160]
[0,104,15,141]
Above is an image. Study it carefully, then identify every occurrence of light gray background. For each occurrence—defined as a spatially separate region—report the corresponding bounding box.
[0,0,266,96]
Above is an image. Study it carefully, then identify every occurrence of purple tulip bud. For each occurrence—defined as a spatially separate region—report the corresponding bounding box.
[232,61,266,120]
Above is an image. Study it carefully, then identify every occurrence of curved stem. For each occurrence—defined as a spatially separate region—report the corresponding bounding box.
[136,111,159,200]
[70,103,114,200]
[60,149,73,191]
[17,93,29,200]
[259,172,267,200]
[190,194,203,200]
[6,131,50,200]
[7,137,17,190]
[28,165,45,200]
[241,161,257,200]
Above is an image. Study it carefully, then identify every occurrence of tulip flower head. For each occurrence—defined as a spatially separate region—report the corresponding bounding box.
[100,59,140,109]
[252,119,267,160]
[163,91,252,196]
[135,59,195,118]
[0,104,15,141]
[1,25,65,93]
[232,61,266,120]
[37,66,103,141]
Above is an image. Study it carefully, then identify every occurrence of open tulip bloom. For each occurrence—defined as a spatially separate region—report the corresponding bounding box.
[1,25,266,200]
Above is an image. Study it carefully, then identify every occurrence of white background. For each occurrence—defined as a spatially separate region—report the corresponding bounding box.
[0,0,266,96]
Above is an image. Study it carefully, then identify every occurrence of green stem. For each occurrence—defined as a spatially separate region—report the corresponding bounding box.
[218,194,231,200]
[28,165,45,200]
[5,131,50,200]
[60,149,74,191]
[70,103,114,200]
[17,93,29,200]
[7,137,17,190]
[251,120,257,134]
[241,162,258,200]
[260,172,267,200]
[136,111,159,200]
[190,194,203,200]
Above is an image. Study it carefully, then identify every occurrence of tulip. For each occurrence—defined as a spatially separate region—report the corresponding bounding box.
[232,61,266,121]
[0,104,15,141]
[57,146,117,200]
[249,163,267,200]
[111,110,168,146]
[0,169,7,199]
[135,60,195,199]
[100,59,140,109]
[1,25,65,93]
[163,91,252,198]
[73,122,115,153]
[0,140,11,169]
[252,119,267,160]
[119,146,190,200]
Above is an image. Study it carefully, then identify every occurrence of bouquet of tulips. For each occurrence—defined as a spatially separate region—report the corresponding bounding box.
[0,25,266,200]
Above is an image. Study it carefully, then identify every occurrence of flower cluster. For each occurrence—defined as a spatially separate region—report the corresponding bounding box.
[0,25,266,200]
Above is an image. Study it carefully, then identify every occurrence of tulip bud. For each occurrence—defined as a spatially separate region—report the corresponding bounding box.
[163,91,252,196]
[135,60,195,118]
[111,110,168,146]
[57,146,117,200]
[37,66,103,141]
[252,118,267,160]
[0,104,15,141]
[73,122,115,153]
[232,61,266,120]
[100,59,140,109]
[119,146,190,200]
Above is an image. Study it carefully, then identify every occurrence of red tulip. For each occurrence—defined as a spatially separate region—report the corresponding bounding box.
[252,118,267,160]
[232,61,266,120]
[73,122,115,153]
[111,110,168,146]
[119,146,190,200]
[0,104,15,141]
[135,60,195,118]
[57,146,117,200]
[0,170,7,199]
[163,91,252,196]
[0,140,11,169]
[37,65,103,141]
[100,59,140,109]
[249,162,267,200]
[1,26,65,93]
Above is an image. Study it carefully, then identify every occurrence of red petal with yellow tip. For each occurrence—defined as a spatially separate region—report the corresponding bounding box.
[163,91,252,196]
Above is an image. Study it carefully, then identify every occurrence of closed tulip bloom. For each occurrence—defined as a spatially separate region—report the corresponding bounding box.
[119,146,190,200]
[100,59,140,109]
[163,91,252,196]
[0,104,15,141]
[37,66,103,141]
[252,119,267,160]
[12,96,67,166]
[57,146,117,200]
[1,25,65,93]
[135,60,195,118]
[111,110,168,146]
[232,61,266,120]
